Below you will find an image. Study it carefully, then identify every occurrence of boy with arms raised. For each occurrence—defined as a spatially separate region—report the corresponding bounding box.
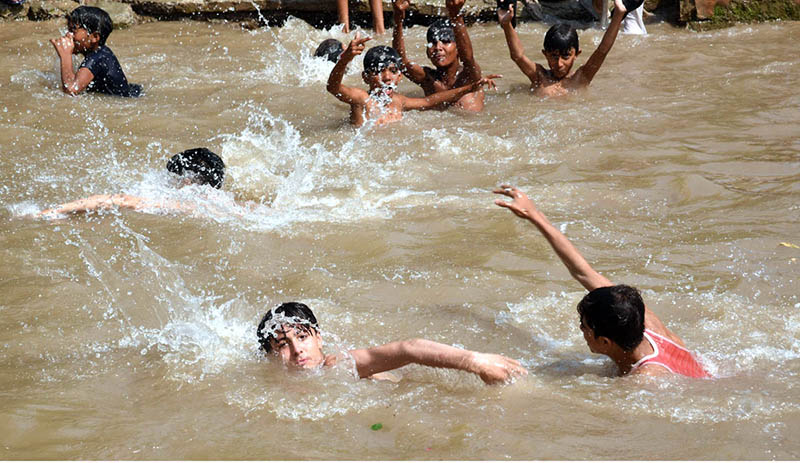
[50,6,141,97]
[392,0,485,111]
[497,0,641,97]
[327,33,499,127]
[257,302,527,384]
[494,185,710,378]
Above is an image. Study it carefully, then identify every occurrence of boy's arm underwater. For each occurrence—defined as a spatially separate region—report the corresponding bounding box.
[50,33,94,96]
[400,74,500,111]
[493,185,679,344]
[498,6,542,88]
[326,32,372,106]
[36,194,190,217]
[348,338,527,384]
[574,0,628,85]
[392,0,428,84]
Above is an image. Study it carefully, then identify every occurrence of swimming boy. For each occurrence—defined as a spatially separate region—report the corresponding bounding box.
[257,302,527,384]
[37,148,224,217]
[497,0,639,97]
[327,33,499,127]
[494,185,710,378]
[50,6,141,97]
[392,0,485,111]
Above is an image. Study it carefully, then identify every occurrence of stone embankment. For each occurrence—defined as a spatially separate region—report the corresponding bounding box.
[2,0,798,29]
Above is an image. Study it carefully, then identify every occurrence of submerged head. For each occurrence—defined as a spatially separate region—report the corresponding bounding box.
[257,302,325,369]
[166,148,225,189]
[66,6,112,50]
[542,23,581,79]
[362,46,403,92]
[314,38,344,63]
[577,285,645,354]
[426,19,458,68]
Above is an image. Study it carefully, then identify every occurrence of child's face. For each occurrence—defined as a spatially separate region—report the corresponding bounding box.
[542,48,580,80]
[67,21,99,54]
[426,39,458,68]
[363,64,403,95]
[269,325,325,370]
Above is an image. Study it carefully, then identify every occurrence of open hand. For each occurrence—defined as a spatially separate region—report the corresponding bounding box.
[345,31,372,58]
[50,33,75,56]
[471,352,528,384]
[473,74,502,91]
[493,185,539,220]
[497,4,515,25]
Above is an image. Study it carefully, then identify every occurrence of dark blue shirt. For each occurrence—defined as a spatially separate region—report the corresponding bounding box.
[79,45,142,97]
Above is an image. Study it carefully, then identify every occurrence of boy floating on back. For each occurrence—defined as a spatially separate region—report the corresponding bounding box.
[257,302,527,384]
[392,0,486,111]
[498,0,640,97]
[50,6,141,97]
[494,185,710,378]
[327,33,499,127]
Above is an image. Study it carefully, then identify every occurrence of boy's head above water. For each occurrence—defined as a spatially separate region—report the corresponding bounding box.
[542,23,581,79]
[362,46,403,91]
[257,302,325,369]
[66,6,113,49]
[314,38,344,63]
[426,19,458,68]
[166,147,225,189]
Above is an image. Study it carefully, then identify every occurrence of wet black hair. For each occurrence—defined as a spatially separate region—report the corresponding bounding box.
[543,23,579,55]
[257,302,319,353]
[577,285,645,352]
[165,147,225,189]
[66,6,113,46]
[363,46,402,74]
[314,38,344,63]
[426,19,455,44]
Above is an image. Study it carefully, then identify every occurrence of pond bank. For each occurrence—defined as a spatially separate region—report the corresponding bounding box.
[1,0,798,31]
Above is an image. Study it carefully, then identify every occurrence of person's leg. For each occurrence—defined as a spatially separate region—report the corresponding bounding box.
[369,0,385,34]
[337,0,350,32]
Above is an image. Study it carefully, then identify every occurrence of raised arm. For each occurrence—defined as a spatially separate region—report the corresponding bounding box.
[575,0,627,85]
[349,338,527,384]
[494,185,612,291]
[402,74,500,110]
[447,0,482,83]
[497,6,541,87]
[392,0,428,84]
[50,33,94,95]
[326,32,371,105]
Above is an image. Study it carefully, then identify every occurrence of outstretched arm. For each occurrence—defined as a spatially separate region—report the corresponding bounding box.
[575,0,627,85]
[50,33,94,95]
[493,185,612,291]
[37,194,150,217]
[447,0,482,83]
[349,338,527,384]
[392,0,428,84]
[326,32,371,105]
[402,74,500,110]
[498,6,541,87]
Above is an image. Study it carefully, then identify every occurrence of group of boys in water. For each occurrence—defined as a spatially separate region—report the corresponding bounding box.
[42,0,711,386]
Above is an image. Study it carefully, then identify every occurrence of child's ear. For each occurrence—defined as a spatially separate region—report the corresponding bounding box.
[89,32,101,45]
[575,49,582,57]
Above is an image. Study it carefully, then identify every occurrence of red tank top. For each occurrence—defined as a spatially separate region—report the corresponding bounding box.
[631,329,710,378]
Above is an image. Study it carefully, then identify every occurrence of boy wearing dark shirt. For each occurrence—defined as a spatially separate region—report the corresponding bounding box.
[50,6,141,97]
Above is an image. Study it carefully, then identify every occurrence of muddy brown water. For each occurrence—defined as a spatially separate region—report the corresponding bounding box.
[1,17,799,459]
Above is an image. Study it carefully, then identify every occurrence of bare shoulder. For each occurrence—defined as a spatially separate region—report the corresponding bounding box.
[632,363,671,377]
[644,305,687,348]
